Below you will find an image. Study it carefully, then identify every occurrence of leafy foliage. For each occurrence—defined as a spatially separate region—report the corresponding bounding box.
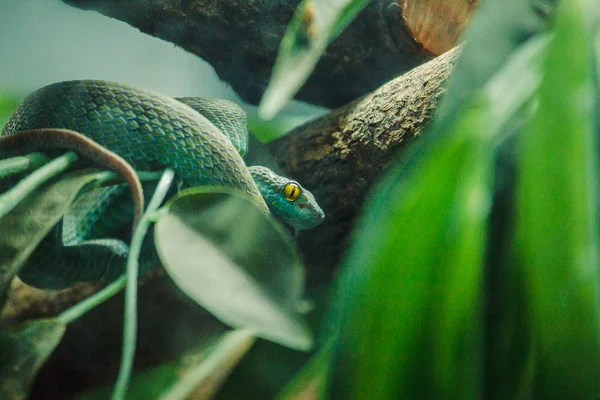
[434,0,549,122]
[0,319,66,400]
[156,189,312,351]
[264,0,600,398]
[512,0,600,395]
[310,0,600,399]
[328,103,492,399]
[0,169,107,308]
[2,0,600,399]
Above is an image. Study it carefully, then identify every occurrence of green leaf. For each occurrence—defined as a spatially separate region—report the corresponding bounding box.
[161,328,255,400]
[246,105,327,144]
[329,103,492,399]
[113,169,175,400]
[155,189,313,351]
[512,0,600,397]
[0,169,105,309]
[435,0,549,125]
[275,339,334,400]
[258,0,370,119]
[597,29,600,78]
[327,29,549,397]
[0,319,66,400]
[0,152,79,220]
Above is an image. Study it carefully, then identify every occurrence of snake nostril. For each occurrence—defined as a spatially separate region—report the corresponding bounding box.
[313,212,320,219]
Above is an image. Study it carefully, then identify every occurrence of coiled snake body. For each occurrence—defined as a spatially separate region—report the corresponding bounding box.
[1,80,324,289]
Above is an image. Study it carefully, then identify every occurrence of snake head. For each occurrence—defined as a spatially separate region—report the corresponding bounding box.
[249,166,325,230]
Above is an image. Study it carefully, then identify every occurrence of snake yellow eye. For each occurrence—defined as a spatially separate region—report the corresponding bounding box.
[283,182,302,202]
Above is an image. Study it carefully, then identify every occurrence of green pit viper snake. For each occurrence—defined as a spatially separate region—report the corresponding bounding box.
[0,80,325,289]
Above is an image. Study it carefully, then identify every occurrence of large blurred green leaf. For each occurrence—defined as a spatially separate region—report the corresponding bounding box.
[0,319,66,400]
[155,190,312,351]
[275,339,334,400]
[326,24,552,397]
[328,103,493,399]
[512,0,600,397]
[258,0,370,119]
[0,169,104,308]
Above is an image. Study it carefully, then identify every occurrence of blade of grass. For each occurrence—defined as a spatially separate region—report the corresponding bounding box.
[329,103,492,399]
[0,151,78,219]
[513,0,600,397]
[112,169,175,400]
[57,276,127,324]
[0,152,49,179]
[327,32,549,398]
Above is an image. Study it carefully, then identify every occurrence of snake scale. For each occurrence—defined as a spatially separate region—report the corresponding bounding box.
[0,80,325,289]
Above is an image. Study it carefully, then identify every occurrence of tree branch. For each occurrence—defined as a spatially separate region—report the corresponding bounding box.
[269,46,460,284]
[61,0,472,108]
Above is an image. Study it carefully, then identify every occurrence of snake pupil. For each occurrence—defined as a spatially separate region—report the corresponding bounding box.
[283,182,301,201]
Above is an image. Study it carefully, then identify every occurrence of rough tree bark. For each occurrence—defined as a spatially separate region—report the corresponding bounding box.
[271,46,460,284]
[60,0,475,108]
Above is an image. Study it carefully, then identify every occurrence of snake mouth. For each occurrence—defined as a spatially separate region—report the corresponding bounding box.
[297,202,325,223]
[298,202,319,218]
